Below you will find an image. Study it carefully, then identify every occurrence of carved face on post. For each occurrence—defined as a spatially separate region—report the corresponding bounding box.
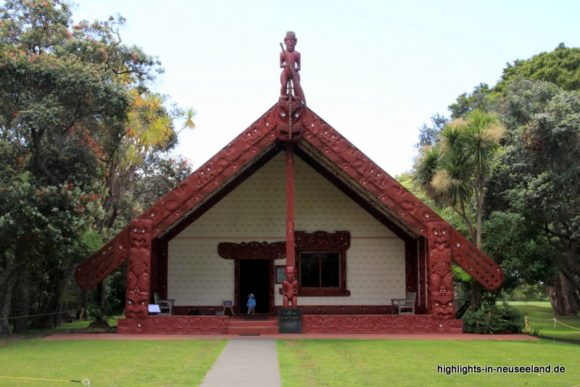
[284,31,297,52]
[285,266,296,281]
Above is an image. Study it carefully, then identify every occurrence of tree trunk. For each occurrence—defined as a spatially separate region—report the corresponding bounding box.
[469,282,483,310]
[12,273,30,333]
[0,277,16,336]
[549,271,579,316]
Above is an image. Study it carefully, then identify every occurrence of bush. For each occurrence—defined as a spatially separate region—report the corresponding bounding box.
[462,303,524,334]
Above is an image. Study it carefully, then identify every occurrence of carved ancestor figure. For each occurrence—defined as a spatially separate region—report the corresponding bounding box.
[282,266,299,307]
[280,31,305,104]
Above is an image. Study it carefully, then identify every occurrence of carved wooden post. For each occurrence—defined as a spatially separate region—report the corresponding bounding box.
[283,143,299,307]
[427,222,455,318]
[125,219,152,319]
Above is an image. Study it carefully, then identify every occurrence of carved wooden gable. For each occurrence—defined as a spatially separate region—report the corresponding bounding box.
[75,102,503,291]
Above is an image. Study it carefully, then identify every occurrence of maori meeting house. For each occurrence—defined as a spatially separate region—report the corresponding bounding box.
[75,32,503,334]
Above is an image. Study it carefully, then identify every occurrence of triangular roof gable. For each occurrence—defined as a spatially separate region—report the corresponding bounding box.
[75,103,503,291]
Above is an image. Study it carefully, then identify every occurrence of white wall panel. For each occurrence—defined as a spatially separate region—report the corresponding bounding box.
[169,153,406,306]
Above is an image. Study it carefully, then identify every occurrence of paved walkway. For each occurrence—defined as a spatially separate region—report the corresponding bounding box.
[200,339,281,387]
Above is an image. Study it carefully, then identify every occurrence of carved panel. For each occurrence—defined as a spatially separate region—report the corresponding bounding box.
[125,219,152,319]
[74,231,129,289]
[117,316,229,334]
[276,100,304,142]
[427,223,454,319]
[295,230,350,251]
[451,230,503,290]
[217,241,286,260]
[302,315,463,334]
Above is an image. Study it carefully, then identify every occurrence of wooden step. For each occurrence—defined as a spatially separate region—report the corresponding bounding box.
[228,317,279,335]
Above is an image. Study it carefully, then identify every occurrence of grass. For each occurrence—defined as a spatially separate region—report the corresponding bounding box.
[508,301,580,343]
[278,339,580,387]
[0,339,226,386]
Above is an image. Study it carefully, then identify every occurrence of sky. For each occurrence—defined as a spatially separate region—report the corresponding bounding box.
[73,0,580,176]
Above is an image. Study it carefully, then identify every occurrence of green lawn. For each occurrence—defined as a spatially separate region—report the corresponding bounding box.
[278,339,580,387]
[0,339,226,386]
[508,301,580,343]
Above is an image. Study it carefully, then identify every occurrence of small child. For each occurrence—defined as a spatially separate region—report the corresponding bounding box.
[247,293,256,315]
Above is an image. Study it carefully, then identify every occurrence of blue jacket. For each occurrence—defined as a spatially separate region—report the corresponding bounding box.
[247,297,256,308]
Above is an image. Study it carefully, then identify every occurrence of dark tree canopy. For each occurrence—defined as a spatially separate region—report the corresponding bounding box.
[0,0,191,333]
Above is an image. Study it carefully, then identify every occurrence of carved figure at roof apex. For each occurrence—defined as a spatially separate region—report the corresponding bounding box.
[280,31,306,105]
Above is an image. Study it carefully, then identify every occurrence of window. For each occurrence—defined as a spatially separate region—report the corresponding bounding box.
[295,231,351,297]
[299,252,339,287]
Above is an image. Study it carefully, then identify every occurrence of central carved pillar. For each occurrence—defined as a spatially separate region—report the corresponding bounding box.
[283,144,299,307]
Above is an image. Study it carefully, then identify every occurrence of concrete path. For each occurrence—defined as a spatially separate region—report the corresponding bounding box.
[200,339,282,387]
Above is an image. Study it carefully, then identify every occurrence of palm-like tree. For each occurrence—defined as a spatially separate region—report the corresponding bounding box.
[414,109,505,249]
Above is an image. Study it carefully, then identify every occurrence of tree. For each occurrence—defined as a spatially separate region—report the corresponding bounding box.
[0,0,186,331]
[449,83,493,119]
[414,110,505,248]
[97,91,194,237]
[414,110,505,310]
[497,44,580,92]
[489,80,579,315]
[416,114,448,147]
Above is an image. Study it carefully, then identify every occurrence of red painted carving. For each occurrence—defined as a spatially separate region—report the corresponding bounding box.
[76,96,504,301]
[427,222,454,319]
[285,145,297,269]
[282,266,299,307]
[125,219,152,319]
[451,231,503,290]
[280,31,305,105]
[118,316,229,334]
[301,109,436,236]
[295,230,351,251]
[276,101,305,142]
[74,232,129,289]
[217,241,286,260]
[299,108,503,291]
[303,315,463,334]
[298,305,391,314]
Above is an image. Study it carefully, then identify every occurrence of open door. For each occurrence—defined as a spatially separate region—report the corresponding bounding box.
[238,260,272,314]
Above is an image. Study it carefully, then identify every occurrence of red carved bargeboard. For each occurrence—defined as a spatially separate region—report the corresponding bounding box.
[298,107,503,291]
[76,102,503,300]
[75,105,282,289]
[118,316,229,334]
[303,315,463,334]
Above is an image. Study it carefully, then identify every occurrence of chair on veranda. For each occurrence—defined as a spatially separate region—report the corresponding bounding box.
[153,292,174,315]
[391,292,416,315]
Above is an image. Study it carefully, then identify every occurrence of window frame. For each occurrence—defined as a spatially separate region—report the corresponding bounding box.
[295,231,351,297]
